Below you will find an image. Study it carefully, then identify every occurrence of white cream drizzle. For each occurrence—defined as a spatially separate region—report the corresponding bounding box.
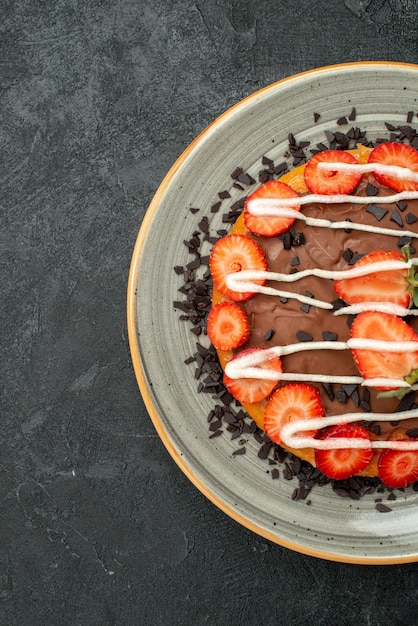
[223,159,418,451]
[247,205,418,239]
[318,160,418,183]
[280,411,418,451]
[225,340,418,385]
[226,258,418,312]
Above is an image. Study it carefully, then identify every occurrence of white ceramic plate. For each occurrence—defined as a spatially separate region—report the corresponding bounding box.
[127,62,418,564]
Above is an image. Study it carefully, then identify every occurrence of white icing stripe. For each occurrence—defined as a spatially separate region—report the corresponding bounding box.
[280,411,418,451]
[226,259,418,312]
[334,303,418,317]
[225,281,333,310]
[227,259,416,286]
[247,205,418,239]
[225,340,418,385]
[248,190,418,210]
[318,161,418,183]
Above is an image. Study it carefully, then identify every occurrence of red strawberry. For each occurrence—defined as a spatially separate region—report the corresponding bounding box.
[207,302,250,351]
[378,441,418,488]
[368,142,418,192]
[244,180,301,236]
[304,149,363,195]
[263,383,324,446]
[223,348,282,404]
[350,311,418,390]
[314,423,373,480]
[209,234,268,302]
[334,249,410,307]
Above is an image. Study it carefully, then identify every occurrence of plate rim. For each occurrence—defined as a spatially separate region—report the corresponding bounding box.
[127,61,418,565]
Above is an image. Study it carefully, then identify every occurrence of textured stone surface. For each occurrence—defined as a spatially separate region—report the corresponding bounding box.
[1,1,418,624]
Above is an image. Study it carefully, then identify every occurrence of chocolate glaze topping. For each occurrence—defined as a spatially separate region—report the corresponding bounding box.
[242,174,418,434]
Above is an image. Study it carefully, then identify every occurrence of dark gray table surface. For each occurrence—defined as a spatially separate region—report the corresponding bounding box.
[2,1,418,624]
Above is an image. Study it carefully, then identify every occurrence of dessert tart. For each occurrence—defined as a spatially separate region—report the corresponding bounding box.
[207,141,418,487]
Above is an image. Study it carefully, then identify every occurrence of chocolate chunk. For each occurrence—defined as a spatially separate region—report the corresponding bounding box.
[406,213,417,224]
[322,331,338,341]
[258,442,273,460]
[314,112,321,123]
[322,382,334,401]
[376,503,392,513]
[230,166,243,179]
[398,235,412,246]
[366,204,388,222]
[336,389,348,404]
[349,253,365,265]
[237,171,256,186]
[279,231,292,250]
[342,248,354,262]
[406,428,418,439]
[264,329,275,341]
[342,383,357,397]
[292,231,306,246]
[366,182,379,196]
[390,209,403,227]
[296,330,313,342]
[290,255,300,266]
[348,107,356,121]
[331,298,347,311]
[325,130,335,144]
[407,111,414,123]
[337,116,348,126]
[397,201,408,212]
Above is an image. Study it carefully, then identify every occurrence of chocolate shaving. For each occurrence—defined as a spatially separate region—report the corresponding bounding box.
[375,503,392,513]
[390,209,403,227]
[366,204,388,222]
[296,330,313,342]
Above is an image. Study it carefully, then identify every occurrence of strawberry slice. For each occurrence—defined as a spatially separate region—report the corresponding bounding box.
[334,249,410,307]
[223,348,282,404]
[314,423,373,480]
[244,180,301,236]
[378,441,418,488]
[368,142,418,192]
[207,302,250,351]
[350,311,418,390]
[304,149,363,195]
[209,234,268,302]
[263,383,324,446]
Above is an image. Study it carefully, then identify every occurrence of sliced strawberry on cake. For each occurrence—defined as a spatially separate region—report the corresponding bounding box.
[368,142,418,192]
[334,249,412,308]
[314,423,373,480]
[223,348,283,404]
[263,383,324,447]
[350,311,418,391]
[378,441,418,488]
[304,149,363,195]
[244,180,301,236]
[209,234,268,302]
[207,302,250,351]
